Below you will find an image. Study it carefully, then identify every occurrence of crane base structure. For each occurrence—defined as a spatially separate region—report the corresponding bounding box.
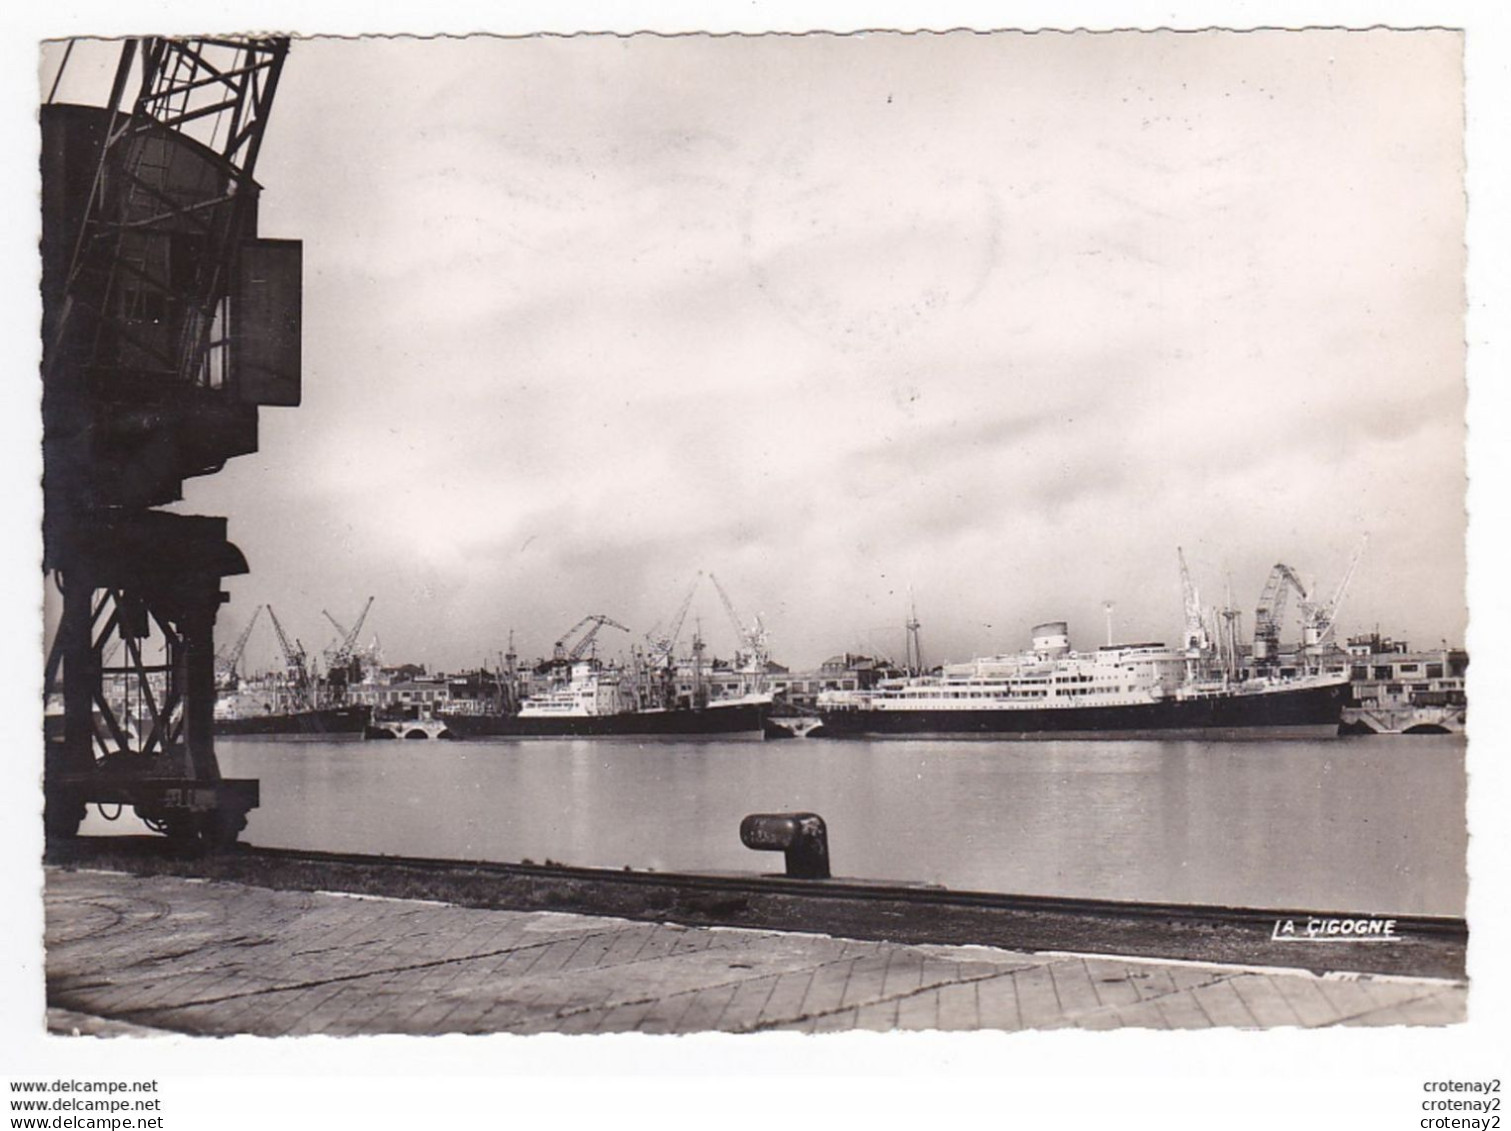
[44,512,260,849]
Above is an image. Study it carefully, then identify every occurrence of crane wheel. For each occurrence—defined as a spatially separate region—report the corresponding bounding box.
[44,797,86,842]
[198,807,249,852]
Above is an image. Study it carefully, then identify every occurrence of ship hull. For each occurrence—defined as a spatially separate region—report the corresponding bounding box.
[814,681,1348,740]
[442,701,768,738]
[215,705,370,740]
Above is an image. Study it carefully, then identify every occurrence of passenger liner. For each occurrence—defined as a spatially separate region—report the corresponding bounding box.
[814,622,1348,740]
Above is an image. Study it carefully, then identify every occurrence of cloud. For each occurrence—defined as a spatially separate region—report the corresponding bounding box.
[171,30,1465,673]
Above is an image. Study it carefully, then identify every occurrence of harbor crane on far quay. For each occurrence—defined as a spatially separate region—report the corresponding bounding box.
[709,572,769,670]
[645,574,701,670]
[552,614,631,664]
[215,604,263,687]
[266,606,315,712]
[1252,535,1368,667]
[323,595,375,671]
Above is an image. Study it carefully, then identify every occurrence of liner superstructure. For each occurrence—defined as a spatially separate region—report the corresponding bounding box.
[815,621,1348,739]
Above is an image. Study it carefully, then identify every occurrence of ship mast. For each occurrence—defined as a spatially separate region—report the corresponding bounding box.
[691,618,707,709]
[503,629,518,712]
[904,597,924,677]
[1218,574,1243,682]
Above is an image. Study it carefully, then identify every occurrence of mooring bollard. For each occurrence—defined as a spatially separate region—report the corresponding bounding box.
[739,812,831,879]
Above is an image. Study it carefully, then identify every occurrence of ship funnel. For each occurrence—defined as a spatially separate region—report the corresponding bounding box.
[1032,621,1071,657]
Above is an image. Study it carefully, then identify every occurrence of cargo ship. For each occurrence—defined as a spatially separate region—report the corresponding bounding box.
[214,676,369,739]
[813,621,1349,740]
[442,658,772,738]
[213,703,370,740]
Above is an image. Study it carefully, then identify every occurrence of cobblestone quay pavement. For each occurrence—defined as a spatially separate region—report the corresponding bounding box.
[44,868,1466,1036]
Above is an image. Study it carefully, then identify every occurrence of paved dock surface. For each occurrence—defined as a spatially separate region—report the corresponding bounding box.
[45,868,1465,1036]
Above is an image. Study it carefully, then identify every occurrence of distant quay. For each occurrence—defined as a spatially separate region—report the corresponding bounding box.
[1340,633,1467,735]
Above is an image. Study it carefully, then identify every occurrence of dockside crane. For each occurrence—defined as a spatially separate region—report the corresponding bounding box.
[266,605,314,711]
[1253,536,1368,668]
[645,574,701,669]
[322,596,375,671]
[1299,535,1368,659]
[708,572,768,670]
[1252,563,1308,667]
[1177,548,1210,677]
[41,35,297,848]
[215,604,263,687]
[322,610,348,645]
[552,614,631,665]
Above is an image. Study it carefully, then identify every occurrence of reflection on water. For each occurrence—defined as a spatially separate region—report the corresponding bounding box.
[205,734,1467,915]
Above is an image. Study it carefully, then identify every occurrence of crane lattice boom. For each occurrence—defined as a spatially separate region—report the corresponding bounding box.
[47,38,290,392]
[553,614,631,663]
[1176,547,1209,656]
[216,604,263,680]
[1294,534,1369,654]
[1253,563,1308,664]
[323,596,375,666]
[708,572,767,667]
[646,574,701,667]
[265,605,313,708]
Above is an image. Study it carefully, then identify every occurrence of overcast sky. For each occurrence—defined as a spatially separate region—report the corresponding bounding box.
[43,30,1467,673]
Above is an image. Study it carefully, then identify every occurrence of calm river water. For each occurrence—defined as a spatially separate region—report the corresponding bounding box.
[86,733,1467,916]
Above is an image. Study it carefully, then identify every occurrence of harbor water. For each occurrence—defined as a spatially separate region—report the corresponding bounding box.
[113,734,1470,918]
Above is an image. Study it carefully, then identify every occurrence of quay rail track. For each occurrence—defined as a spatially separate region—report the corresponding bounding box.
[46,838,1468,981]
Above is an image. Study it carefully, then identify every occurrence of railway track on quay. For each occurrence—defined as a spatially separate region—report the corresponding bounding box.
[46,837,1468,981]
